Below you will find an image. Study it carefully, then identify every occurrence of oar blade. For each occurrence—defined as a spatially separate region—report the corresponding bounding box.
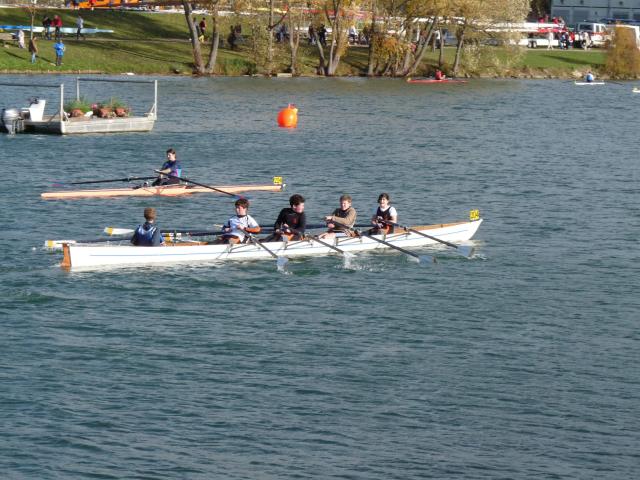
[457,245,475,258]
[276,256,289,271]
[418,254,437,265]
[104,227,134,236]
[43,239,76,251]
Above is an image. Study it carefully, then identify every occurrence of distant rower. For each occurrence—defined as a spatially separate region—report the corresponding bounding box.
[585,70,595,83]
[153,148,181,186]
[131,207,164,246]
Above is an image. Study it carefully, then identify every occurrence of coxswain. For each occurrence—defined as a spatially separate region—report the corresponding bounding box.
[369,192,398,235]
[585,70,595,83]
[131,207,164,246]
[264,194,306,242]
[318,194,357,240]
[152,148,182,186]
[435,69,445,80]
[216,198,261,244]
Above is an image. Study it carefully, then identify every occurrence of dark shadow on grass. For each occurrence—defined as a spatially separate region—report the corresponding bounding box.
[83,40,177,63]
[538,52,602,67]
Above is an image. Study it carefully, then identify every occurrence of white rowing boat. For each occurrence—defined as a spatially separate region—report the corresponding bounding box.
[58,219,482,270]
[574,81,605,85]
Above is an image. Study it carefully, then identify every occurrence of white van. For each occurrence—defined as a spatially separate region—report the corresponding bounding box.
[575,22,610,47]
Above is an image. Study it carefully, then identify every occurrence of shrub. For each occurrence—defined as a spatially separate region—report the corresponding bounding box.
[64,96,92,113]
[605,26,640,78]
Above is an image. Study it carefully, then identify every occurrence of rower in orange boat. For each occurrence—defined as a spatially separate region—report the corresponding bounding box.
[434,69,446,80]
[152,148,182,186]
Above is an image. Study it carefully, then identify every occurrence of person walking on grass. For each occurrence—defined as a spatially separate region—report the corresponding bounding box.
[76,15,85,41]
[28,36,38,64]
[54,39,65,67]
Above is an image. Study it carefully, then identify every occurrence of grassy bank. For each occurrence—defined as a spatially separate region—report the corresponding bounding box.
[0,8,607,77]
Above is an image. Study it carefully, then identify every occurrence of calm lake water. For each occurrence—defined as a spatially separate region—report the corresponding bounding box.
[1,76,638,479]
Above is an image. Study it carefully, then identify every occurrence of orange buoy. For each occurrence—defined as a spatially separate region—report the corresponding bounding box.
[277,104,298,128]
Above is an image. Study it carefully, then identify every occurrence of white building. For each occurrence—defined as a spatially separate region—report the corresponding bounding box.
[551,0,640,24]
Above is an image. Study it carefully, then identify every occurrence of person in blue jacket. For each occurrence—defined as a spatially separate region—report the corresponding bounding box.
[131,208,164,246]
[585,70,595,83]
[152,148,182,186]
[53,39,65,67]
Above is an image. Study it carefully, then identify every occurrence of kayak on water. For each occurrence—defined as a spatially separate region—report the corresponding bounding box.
[407,78,468,84]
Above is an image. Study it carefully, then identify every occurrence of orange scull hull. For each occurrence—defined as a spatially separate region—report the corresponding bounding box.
[42,183,284,200]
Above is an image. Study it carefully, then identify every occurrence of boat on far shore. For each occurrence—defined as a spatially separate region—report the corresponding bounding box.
[407,77,467,84]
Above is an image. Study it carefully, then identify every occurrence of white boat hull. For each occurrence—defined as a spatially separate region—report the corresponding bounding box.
[60,219,483,270]
[574,81,605,85]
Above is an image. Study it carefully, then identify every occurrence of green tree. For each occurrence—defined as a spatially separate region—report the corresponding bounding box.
[605,26,640,78]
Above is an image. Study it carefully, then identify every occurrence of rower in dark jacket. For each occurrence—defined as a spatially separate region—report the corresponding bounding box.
[131,207,164,246]
[264,194,306,242]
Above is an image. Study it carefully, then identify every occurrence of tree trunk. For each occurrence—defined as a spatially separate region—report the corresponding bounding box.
[402,20,437,77]
[438,28,445,67]
[452,25,466,77]
[182,1,204,75]
[312,30,328,75]
[205,30,220,74]
[268,0,274,74]
[288,13,300,75]
[366,0,376,77]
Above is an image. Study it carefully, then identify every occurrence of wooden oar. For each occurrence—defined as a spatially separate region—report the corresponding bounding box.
[53,176,157,187]
[44,235,130,251]
[155,171,246,199]
[386,221,475,258]
[356,230,436,265]
[245,233,288,270]
[104,226,274,236]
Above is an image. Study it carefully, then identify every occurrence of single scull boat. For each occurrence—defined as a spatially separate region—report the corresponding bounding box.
[42,181,285,199]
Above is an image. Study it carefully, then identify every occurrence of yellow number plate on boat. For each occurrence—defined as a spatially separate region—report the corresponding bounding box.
[273,176,283,185]
[469,209,480,221]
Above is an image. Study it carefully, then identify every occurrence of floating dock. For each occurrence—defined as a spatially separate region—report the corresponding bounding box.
[0,77,157,135]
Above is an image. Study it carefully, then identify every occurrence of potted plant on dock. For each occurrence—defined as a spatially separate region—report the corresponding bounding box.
[64,97,92,118]
[107,97,130,118]
[93,101,112,118]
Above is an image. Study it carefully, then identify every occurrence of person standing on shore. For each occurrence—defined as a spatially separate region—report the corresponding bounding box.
[53,15,62,42]
[199,17,207,42]
[17,29,25,49]
[54,39,65,67]
[76,15,85,41]
[42,15,52,40]
[28,36,38,63]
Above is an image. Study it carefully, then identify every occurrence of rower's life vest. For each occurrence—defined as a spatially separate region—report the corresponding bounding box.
[133,223,158,246]
[375,206,395,233]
